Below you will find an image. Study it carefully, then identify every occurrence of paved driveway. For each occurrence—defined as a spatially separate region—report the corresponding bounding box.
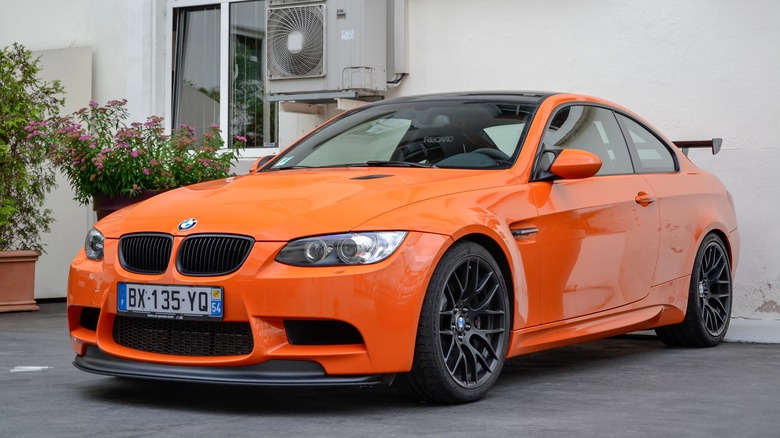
[2,303,778,437]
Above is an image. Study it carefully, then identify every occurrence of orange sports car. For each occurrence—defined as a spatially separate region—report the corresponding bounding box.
[67,92,738,403]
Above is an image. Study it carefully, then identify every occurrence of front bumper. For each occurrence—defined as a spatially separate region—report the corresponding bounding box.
[68,232,450,379]
[75,346,390,386]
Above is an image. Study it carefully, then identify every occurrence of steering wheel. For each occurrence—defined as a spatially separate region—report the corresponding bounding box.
[472,148,511,162]
[401,142,445,163]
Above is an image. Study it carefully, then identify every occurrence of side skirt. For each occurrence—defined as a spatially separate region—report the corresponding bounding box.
[507,276,689,357]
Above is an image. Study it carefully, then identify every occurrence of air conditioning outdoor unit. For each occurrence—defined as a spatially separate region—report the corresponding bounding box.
[266,0,388,102]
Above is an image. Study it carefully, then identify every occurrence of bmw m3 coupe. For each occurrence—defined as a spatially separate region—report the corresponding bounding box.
[67,92,738,403]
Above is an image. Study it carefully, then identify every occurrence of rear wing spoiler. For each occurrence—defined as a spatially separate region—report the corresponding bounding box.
[673,138,722,156]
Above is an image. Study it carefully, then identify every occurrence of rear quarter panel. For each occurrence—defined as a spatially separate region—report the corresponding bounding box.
[640,169,738,285]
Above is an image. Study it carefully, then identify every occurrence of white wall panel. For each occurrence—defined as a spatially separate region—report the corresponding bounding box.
[33,47,93,299]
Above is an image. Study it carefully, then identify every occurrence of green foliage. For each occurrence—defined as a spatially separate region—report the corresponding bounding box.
[0,43,64,252]
[31,99,245,205]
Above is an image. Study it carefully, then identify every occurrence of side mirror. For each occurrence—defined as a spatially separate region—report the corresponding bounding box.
[549,149,602,180]
[249,155,275,173]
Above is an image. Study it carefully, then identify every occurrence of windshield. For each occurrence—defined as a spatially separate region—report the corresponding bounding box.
[269,100,537,170]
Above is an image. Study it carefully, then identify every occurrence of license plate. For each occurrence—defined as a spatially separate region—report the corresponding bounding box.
[117,283,223,320]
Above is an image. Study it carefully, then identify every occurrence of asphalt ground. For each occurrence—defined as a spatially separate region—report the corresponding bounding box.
[2,303,779,437]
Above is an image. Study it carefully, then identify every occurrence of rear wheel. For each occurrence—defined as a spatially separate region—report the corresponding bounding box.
[656,234,732,347]
[395,241,510,404]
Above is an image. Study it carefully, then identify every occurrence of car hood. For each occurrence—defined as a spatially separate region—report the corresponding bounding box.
[97,168,511,240]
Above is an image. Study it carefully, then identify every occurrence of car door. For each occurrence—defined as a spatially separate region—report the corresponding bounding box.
[530,105,661,324]
[615,113,704,286]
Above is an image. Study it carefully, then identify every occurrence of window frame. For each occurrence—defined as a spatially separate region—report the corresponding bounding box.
[532,103,637,180]
[165,0,277,158]
[532,103,682,180]
[614,112,680,174]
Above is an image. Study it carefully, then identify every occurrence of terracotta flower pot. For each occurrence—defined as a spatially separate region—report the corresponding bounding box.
[0,250,40,313]
[92,190,158,220]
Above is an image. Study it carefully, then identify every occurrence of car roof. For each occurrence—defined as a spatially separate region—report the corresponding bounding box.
[378,91,558,105]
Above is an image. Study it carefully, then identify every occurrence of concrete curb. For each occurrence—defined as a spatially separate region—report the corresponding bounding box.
[631,318,780,344]
[724,318,780,344]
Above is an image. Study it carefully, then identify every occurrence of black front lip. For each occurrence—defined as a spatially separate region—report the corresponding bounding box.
[74,346,390,387]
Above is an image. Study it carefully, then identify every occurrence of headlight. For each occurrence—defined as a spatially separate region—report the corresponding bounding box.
[276,232,407,266]
[84,228,105,260]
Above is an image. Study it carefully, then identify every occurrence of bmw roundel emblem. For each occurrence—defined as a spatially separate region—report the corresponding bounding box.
[178,218,198,231]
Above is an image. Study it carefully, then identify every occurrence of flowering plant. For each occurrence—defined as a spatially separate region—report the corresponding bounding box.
[27,99,245,205]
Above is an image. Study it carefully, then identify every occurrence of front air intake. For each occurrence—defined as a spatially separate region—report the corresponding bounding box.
[113,316,253,356]
[177,234,254,276]
[284,320,364,345]
[119,233,173,274]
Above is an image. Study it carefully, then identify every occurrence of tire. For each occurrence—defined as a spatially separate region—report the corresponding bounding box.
[395,241,510,403]
[656,233,732,347]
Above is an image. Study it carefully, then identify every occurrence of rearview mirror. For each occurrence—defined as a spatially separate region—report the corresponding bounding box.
[549,149,602,180]
[249,155,275,173]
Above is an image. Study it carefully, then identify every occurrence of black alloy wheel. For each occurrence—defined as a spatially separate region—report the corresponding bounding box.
[395,241,510,403]
[656,233,732,347]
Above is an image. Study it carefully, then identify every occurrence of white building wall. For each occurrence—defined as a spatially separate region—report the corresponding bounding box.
[0,0,167,125]
[1,0,778,320]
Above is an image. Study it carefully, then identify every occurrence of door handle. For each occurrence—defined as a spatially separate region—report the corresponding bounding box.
[635,192,656,206]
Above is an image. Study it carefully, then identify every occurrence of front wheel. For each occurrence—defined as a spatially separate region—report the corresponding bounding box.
[656,233,732,347]
[395,241,510,403]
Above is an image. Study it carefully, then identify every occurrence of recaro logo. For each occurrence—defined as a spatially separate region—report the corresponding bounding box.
[424,136,454,143]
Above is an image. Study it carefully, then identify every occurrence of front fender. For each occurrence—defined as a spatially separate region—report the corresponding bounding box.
[355,184,540,330]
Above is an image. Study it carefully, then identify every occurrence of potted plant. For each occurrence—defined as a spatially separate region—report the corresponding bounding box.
[0,43,64,312]
[29,99,246,218]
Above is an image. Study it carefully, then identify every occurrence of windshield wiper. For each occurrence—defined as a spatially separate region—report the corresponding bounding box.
[272,162,435,170]
[365,160,435,168]
[270,165,315,171]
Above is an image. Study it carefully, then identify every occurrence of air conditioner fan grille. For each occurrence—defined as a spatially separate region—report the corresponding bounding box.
[267,4,325,79]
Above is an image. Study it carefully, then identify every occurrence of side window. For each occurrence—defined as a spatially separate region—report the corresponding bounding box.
[617,115,676,173]
[483,123,525,156]
[541,105,634,176]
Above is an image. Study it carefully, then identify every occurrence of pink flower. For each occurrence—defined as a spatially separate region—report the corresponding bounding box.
[131,150,140,158]
[79,135,91,141]
[142,168,150,175]
[236,135,247,142]
[89,100,98,107]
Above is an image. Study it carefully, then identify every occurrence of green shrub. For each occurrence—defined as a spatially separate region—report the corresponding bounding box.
[0,43,64,252]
